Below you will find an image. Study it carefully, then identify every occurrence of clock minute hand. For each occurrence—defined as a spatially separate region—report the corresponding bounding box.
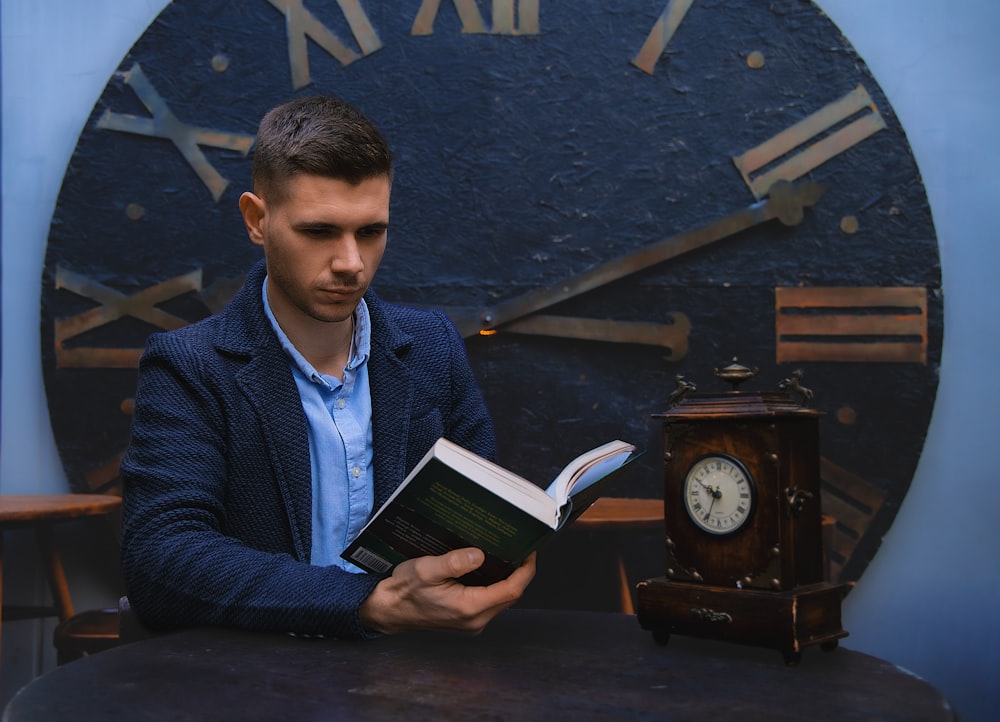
[454,179,825,337]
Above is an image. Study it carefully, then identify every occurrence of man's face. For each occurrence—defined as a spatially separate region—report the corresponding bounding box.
[240,173,390,330]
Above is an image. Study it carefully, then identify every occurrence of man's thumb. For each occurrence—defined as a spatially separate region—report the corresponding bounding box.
[443,547,485,579]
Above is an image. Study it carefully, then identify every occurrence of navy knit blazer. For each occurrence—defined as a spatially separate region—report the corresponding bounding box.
[120,259,496,639]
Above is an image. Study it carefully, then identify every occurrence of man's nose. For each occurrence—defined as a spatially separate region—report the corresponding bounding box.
[330,235,365,274]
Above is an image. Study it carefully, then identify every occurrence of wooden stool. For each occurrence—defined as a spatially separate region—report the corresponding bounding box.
[575,497,663,614]
[0,494,122,678]
[53,608,121,665]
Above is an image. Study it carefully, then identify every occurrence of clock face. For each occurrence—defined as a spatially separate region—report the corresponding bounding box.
[683,454,755,536]
[41,0,942,594]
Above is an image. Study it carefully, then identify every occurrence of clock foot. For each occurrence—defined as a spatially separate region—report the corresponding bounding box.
[821,639,840,652]
[651,629,671,646]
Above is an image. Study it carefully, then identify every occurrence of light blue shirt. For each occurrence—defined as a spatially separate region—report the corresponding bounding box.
[262,279,374,572]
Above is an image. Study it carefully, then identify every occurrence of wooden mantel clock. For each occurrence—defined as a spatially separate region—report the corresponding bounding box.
[637,360,849,664]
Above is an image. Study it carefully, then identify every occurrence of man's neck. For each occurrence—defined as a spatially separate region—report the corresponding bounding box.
[262,276,362,381]
[291,314,354,381]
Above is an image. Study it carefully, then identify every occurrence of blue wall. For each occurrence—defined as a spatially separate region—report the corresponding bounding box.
[818,4,1000,720]
[3,2,999,719]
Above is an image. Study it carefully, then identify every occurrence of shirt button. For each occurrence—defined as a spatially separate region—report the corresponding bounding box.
[337,398,346,409]
[352,467,362,478]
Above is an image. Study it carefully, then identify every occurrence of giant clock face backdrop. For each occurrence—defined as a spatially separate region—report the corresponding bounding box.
[41,0,941,591]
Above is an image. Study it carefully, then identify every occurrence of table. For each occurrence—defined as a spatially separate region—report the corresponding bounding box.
[3,610,956,721]
[0,495,122,647]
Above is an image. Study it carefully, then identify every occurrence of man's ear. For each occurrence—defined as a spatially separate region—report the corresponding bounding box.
[239,192,266,247]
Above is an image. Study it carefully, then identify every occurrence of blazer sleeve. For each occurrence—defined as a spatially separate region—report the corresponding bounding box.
[120,330,383,639]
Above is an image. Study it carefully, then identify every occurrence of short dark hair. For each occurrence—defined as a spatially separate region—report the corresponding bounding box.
[251,96,393,201]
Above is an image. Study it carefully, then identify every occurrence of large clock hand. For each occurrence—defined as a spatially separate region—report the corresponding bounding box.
[496,313,691,356]
[446,179,825,338]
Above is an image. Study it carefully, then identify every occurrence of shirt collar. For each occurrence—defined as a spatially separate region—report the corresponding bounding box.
[261,275,371,387]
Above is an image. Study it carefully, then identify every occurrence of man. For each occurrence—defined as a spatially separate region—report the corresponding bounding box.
[120,96,535,639]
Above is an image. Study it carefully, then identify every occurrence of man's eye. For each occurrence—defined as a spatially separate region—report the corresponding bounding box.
[302,227,331,237]
[358,227,386,240]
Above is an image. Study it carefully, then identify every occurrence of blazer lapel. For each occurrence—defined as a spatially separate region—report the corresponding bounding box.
[367,299,415,510]
[235,345,314,562]
[218,260,314,562]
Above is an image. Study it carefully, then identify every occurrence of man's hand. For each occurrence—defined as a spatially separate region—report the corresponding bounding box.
[359,548,536,635]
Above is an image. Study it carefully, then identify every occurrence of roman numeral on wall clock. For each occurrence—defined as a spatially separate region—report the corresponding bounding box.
[775,286,928,364]
[54,267,203,369]
[733,84,888,200]
[630,0,695,74]
[266,0,382,89]
[490,0,539,34]
[412,0,539,36]
[820,457,887,582]
[96,64,255,202]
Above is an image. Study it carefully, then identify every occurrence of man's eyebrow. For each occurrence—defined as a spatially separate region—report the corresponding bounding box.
[292,220,389,234]
[293,220,339,231]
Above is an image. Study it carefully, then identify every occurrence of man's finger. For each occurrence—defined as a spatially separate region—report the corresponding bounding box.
[439,547,485,580]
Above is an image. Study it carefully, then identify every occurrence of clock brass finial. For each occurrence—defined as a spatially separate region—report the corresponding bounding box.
[713,358,758,390]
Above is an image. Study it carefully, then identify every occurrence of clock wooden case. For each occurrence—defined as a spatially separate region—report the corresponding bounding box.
[637,362,848,664]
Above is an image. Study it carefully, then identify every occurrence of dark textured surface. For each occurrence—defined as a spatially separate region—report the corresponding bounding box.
[41,1,941,593]
[5,610,955,721]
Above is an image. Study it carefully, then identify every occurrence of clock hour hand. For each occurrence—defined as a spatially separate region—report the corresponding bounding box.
[433,310,693,354]
[493,313,690,357]
[698,480,721,498]
[449,179,825,337]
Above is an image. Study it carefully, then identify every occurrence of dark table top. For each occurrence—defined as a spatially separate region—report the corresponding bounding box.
[3,609,955,721]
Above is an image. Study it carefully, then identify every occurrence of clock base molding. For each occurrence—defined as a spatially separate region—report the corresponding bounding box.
[635,577,849,665]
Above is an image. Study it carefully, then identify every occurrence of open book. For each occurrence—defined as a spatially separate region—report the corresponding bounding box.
[342,437,642,585]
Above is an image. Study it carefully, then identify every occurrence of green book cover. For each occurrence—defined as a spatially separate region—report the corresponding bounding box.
[343,438,641,585]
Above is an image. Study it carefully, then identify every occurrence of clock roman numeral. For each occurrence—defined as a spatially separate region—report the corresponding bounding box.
[96,64,255,202]
[630,0,695,74]
[491,0,539,34]
[732,84,887,199]
[266,0,382,89]
[820,457,887,583]
[411,0,539,35]
[54,267,202,369]
[775,286,928,364]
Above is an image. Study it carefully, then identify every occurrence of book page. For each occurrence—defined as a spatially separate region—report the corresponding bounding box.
[544,440,636,504]
[382,439,556,525]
